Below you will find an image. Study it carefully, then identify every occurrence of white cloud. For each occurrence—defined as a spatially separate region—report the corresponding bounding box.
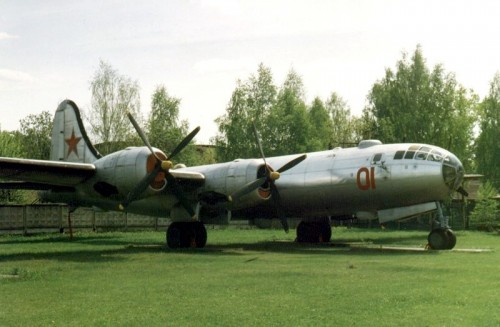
[0,32,18,40]
[0,69,35,83]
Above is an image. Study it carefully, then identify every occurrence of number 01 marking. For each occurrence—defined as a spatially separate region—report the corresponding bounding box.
[356,167,376,190]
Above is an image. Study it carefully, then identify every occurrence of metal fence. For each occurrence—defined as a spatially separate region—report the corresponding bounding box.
[0,204,170,234]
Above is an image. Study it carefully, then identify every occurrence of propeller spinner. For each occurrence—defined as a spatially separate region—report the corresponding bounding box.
[119,112,200,218]
[230,123,307,232]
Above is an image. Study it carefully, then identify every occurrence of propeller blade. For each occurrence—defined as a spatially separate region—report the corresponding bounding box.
[127,112,162,161]
[277,154,307,173]
[167,126,200,160]
[120,164,161,209]
[270,182,288,233]
[230,177,267,201]
[252,122,267,167]
[457,186,469,197]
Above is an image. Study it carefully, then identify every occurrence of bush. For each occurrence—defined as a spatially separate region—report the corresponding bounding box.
[470,181,499,231]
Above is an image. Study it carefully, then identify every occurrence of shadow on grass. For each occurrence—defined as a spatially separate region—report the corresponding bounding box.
[0,229,441,264]
[0,242,436,265]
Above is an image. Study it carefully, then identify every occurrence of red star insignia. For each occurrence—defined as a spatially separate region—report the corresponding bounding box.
[65,128,82,158]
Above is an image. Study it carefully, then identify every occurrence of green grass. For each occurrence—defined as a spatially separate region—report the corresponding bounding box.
[0,228,498,326]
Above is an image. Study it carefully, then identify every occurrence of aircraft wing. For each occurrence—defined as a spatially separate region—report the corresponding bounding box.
[0,157,96,188]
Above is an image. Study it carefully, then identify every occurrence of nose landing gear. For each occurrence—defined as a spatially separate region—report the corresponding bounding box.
[427,202,457,250]
[427,228,457,250]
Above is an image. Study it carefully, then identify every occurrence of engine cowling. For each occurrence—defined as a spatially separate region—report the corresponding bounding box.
[92,147,167,198]
[198,158,271,210]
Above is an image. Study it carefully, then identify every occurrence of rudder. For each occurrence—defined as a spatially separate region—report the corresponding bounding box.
[50,100,101,163]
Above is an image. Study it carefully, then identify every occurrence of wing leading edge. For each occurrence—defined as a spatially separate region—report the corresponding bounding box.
[0,157,96,188]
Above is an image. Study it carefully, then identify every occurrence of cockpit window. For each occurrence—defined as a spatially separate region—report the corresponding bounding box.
[427,149,444,162]
[415,146,431,160]
[408,145,420,151]
[404,150,416,159]
[394,150,405,160]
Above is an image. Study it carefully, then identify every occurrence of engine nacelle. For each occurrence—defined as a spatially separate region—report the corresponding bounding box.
[92,147,167,198]
[198,158,271,210]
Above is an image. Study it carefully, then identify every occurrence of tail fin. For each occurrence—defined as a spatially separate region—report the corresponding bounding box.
[50,100,101,163]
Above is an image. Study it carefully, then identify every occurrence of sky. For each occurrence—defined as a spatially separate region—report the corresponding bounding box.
[2,0,500,144]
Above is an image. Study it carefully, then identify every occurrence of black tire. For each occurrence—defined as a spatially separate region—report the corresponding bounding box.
[193,221,207,248]
[428,228,448,250]
[444,229,457,250]
[167,222,182,249]
[319,221,332,243]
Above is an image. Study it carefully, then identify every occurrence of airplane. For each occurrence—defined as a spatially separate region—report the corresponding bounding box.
[0,100,466,250]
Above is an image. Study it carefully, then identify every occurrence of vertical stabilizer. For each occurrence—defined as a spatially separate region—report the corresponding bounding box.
[50,100,101,163]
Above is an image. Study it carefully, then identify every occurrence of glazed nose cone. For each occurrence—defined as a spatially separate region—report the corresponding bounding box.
[442,153,465,191]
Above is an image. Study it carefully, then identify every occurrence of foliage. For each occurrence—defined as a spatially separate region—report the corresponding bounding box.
[87,60,142,155]
[470,181,499,231]
[308,97,332,150]
[267,69,311,155]
[0,131,26,203]
[475,73,500,189]
[213,63,277,161]
[19,111,53,160]
[366,45,478,169]
[147,85,204,166]
[213,65,363,161]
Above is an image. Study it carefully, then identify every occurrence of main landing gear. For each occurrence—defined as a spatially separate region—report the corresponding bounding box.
[296,218,332,243]
[427,202,457,250]
[166,221,207,249]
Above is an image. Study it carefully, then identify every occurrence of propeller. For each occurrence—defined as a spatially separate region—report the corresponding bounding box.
[230,123,307,232]
[119,112,200,218]
[456,186,469,197]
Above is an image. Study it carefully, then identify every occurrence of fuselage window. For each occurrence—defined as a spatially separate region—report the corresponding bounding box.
[394,151,405,160]
[372,153,383,164]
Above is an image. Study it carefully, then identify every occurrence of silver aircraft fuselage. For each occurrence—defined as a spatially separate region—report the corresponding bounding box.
[48,140,464,222]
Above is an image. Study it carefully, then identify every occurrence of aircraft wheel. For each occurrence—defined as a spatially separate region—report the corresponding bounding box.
[193,221,207,248]
[444,229,457,250]
[428,228,455,250]
[319,220,332,243]
[297,221,330,243]
[296,221,312,242]
[167,222,183,249]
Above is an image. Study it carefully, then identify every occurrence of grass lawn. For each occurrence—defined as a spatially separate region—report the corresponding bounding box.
[0,228,498,326]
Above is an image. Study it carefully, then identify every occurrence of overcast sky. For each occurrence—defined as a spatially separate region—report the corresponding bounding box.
[1,0,500,143]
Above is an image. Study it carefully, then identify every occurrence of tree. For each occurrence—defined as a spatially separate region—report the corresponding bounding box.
[0,131,27,203]
[213,63,277,161]
[147,85,200,165]
[19,111,53,160]
[267,69,311,155]
[326,92,362,147]
[308,97,332,151]
[470,181,499,231]
[87,60,141,154]
[366,46,477,169]
[475,73,500,189]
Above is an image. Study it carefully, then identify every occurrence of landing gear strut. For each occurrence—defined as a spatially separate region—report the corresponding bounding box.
[296,218,332,243]
[427,202,456,250]
[167,221,207,249]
